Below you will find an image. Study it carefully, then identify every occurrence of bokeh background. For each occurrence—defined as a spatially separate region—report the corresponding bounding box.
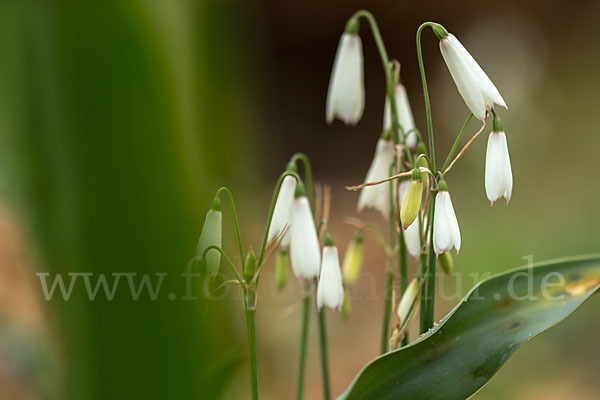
[0,0,599,399]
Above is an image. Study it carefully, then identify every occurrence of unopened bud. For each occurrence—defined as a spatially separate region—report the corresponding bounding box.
[438,251,454,275]
[276,248,289,290]
[244,250,257,283]
[197,196,223,279]
[400,169,423,229]
[342,231,364,285]
[341,288,351,319]
[397,279,420,324]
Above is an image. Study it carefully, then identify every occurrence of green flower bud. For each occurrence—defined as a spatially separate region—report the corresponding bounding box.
[342,231,364,285]
[276,248,289,290]
[197,197,223,279]
[341,288,351,319]
[431,23,449,40]
[438,251,454,276]
[400,169,423,229]
[244,249,257,283]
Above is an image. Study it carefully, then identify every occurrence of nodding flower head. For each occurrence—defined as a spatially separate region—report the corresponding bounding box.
[289,182,321,280]
[433,181,461,255]
[326,31,365,125]
[317,233,345,311]
[485,113,513,205]
[197,196,223,279]
[358,138,395,219]
[438,28,506,121]
[383,84,418,149]
[267,174,297,247]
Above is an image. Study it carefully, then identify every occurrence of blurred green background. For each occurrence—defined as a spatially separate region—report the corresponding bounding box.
[0,0,598,399]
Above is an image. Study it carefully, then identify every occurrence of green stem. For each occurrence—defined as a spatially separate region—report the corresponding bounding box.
[398,229,408,346]
[215,187,245,265]
[418,213,428,334]
[381,267,394,354]
[416,22,438,172]
[202,245,245,288]
[424,194,437,330]
[245,308,259,400]
[257,171,301,268]
[317,306,331,400]
[442,114,473,173]
[296,281,311,400]
[288,153,315,213]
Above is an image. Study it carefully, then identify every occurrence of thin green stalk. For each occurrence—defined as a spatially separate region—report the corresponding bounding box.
[424,194,437,330]
[416,22,437,172]
[381,267,394,354]
[398,229,408,346]
[288,153,315,213]
[417,213,428,333]
[296,281,311,400]
[245,308,259,400]
[442,114,473,173]
[317,306,331,400]
[215,187,245,265]
[202,245,245,287]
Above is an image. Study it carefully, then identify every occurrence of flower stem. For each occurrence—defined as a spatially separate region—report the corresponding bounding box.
[416,22,438,172]
[398,229,408,346]
[442,114,473,173]
[317,306,331,400]
[296,280,311,400]
[215,186,245,265]
[424,194,437,330]
[381,267,394,354]
[245,308,259,400]
[288,153,315,213]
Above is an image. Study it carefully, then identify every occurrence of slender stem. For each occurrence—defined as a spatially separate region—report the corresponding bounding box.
[257,171,301,268]
[381,268,394,354]
[317,306,331,400]
[245,308,259,400]
[288,153,315,213]
[296,281,311,400]
[215,186,245,265]
[442,114,473,173]
[398,229,408,346]
[424,194,437,330]
[418,213,428,333]
[416,22,437,172]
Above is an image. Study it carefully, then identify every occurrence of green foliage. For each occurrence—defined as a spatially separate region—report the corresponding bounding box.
[339,255,600,400]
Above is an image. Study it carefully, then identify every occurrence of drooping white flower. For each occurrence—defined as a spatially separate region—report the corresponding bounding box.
[485,130,513,205]
[398,181,424,258]
[433,187,461,255]
[383,84,418,149]
[357,138,395,218]
[326,33,365,125]
[317,244,344,311]
[439,33,507,121]
[197,198,223,278]
[267,175,297,247]
[290,191,321,280]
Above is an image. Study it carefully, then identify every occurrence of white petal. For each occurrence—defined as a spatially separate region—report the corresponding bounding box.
[451,34,507,110]
[444,192,461,254]
[358,139,395,218]
[326,34,365,125]
[433,192,451,255]
[440,35,486,120]
[267,175,297,244]
[317,246,344,311]
[404,218,421,258]
[383,85,417,150]
[485,131,513,204]
[290,197,321,279]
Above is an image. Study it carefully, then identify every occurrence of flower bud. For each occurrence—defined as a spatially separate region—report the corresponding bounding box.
[397,279,420,324]
[438,251,454,275]
[400,168,423,229]
[244,249,257,283]
[197,197,223,278]
[275,248,289,290]
[341,288,351,319]
[342,231,364,285]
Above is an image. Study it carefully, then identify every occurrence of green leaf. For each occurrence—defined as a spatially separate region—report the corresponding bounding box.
[339,255,600,400]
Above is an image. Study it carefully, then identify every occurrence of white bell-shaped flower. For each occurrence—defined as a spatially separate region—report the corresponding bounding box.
[326,33,365,125]
[267,175,297,247]
[485,120,513,205]
[358,138,395,218]
[433,184,461,255]
[317,237,344,311]
[438,32,507,121]
[383,84,418,149]
[289,185,321,280]
[398,181,424,258]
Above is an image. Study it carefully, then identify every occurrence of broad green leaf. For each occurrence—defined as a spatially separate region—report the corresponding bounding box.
[339,255,600,400]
